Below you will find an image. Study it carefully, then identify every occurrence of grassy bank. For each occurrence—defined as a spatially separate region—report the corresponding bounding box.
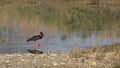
[69,43,120,57]
[68,43,120,68]
[0,0,120,32]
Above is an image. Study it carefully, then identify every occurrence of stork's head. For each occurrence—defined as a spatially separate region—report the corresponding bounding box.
[40,32,44,36]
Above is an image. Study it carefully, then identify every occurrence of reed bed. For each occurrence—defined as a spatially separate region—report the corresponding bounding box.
[0,0,120,33]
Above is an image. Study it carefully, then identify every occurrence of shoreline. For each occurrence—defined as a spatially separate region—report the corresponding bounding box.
[0,44,120,68]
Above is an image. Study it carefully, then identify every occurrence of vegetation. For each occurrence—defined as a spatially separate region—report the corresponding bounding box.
[68,43,120,68]
[69,43,120,58]
[0,0,120,32]
[0,1,119,67]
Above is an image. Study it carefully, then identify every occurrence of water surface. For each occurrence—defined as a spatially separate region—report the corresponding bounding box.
[0,31,120,54]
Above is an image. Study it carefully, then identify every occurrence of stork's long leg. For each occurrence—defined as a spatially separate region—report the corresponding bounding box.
[34,41,36,50]
[38,41,40,49]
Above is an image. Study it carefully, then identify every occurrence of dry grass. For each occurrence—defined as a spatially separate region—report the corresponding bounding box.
[68,43,120,68]
[0,0,120,33]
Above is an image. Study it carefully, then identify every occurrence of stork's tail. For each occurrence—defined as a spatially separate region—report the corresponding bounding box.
[27,38,32,42]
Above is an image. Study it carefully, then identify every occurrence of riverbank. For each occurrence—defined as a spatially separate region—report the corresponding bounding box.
[0,44,120,68]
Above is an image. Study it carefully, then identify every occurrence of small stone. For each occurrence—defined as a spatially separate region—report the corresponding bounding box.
[91,61,97,66]
[50,54,57,57]
[61,62,65,65]
[53,62,58,66]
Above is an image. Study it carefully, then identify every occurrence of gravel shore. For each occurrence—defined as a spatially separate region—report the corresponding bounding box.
[0,52,119,68]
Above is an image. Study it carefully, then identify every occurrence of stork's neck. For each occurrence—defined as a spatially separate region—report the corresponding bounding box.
[40,33,44,37]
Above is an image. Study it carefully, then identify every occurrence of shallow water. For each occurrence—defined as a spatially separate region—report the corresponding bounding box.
[0,31,120,54]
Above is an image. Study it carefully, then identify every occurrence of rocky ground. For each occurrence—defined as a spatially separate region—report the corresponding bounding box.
[0,51,119,68]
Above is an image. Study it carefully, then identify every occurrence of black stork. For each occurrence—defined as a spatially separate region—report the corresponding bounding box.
[27,32,44,50]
